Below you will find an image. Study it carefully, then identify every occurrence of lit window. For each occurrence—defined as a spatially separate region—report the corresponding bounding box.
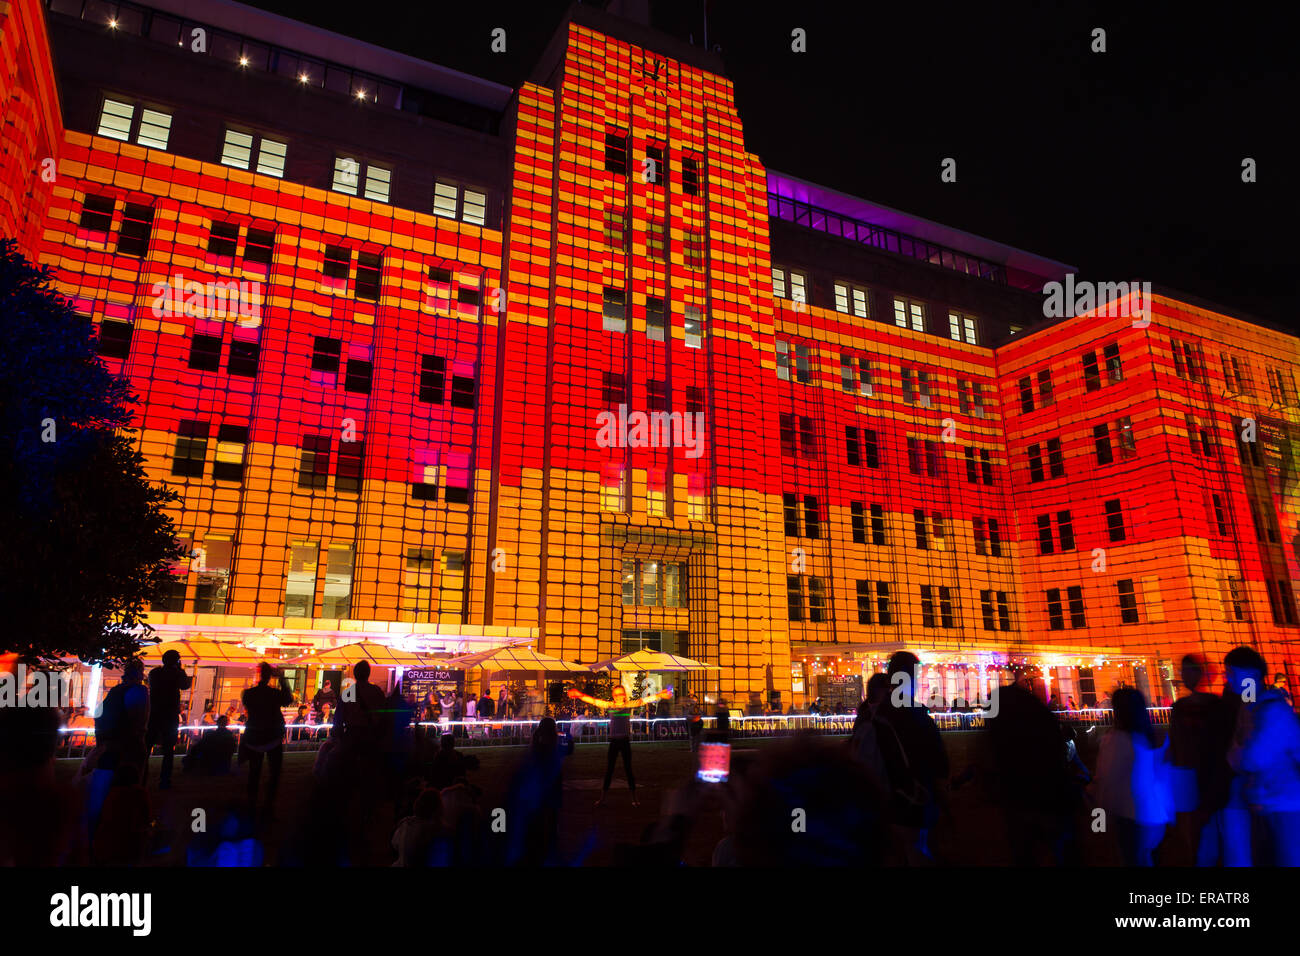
[136,108,172,149]
[684,306,703,348]
[323,545,354,618]
[285,543,319,618]
[256,137,287,177]
[433,181,458,219]
[97,98,134,141]
[646,297,665,342]
[220,129,253,169]
[894,298,925,332]
[363,166,391,203]
[602,287,626,333]
[462,189,486,225]
[332,156,360,195]
[772,267,787,300]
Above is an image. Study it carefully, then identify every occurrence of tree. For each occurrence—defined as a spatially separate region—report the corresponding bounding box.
[0,239,183,667]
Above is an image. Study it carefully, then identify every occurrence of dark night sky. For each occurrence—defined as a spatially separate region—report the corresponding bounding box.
[246,0,1297,330]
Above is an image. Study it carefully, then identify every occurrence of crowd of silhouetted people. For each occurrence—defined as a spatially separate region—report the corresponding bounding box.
[1,644,1298,866]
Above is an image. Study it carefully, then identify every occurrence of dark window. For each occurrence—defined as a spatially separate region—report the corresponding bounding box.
[973,517,987,555]
[913,509,928,549]
[412,478,438,502]
[803,495,821,540]
[1094,423,1113,465]
[457,286,481,309]
[1067,585,1086,628]
[783,493,799,537]
[1105,499,1126,542]
[907,438,922,475]
[965,448,978,483]
[1018,377,1034,413]
[1047,438,1064,477]
[647,379,668,412]
[1037,369,1054,405]
[845,427,860,466]
[920,585,936,628]
[604,130,629,176]
[1046,588,1064,630]
[602,371,626,408]
[208,221,239,257]
[686,386,704,414]
[354,251,382,301]
[244,228,275,265]
[1057,511,1076,551]
[779,413,796,457]
[989,518,1002,557]
[336,441,363,494]
[323,244,350,280]
[981,590,997,631]
[420,355,446,403]
[117,203,154,257]
[188,333,223,371]
[1028,444,1044,483]
[870,504,886,546]
[799,417,818,458]
[451,374,476,409]
[862,428,879,468]
[1082,350,1100,391]
[229,340,259,377]
[1211,493,1229,536]
[938,586,955,628]
[786,575,803,622]
[645,144,664,185]
[682,156,701,196]
[299,435,331,489]
[212,423,249,482]
[1037,514,1054,554]
[1104,342,1123,382]
[808,578,827,623]
[851,502,866,543]
[312,337,341,373]
[344,359,372,394]
[981,450,993,485]
[857,580,873,625]
[97,319,133,359]
[1117,579,1139,624]
[79,194,114,233]
[171,420,209,477]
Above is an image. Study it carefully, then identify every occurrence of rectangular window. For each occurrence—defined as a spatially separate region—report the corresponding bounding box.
[1104,342,1123,383]
[354,251,382,301]
[323,545,354,618]
[857,580,874,625]
[647,218,667,260]
[1105,498,1126,542]
[117,203,154,257]
[605,130,629,176]
[1221,577,1249,622]
[1028,444,1044,483]
[621,559,637,606]
[433,181,458,219]
[1057,510,1076,551]
[1210,493,1229,537]
[344,356,373,394]
[1047,438,1064,477]
[682,156,701,196]
[411,448,439,501]
[799,417,818,458]
[782,492,800,538]
[401,549,436,620]
[363,165,392,203]
[284,543,319,618]
[1018,377,1034,414]
[1067,585,1086,628]
[256,137,287,177]
[1037,369,1054,405]
[208,220,239,258]
[322,244,350,281]
[808,578,827,623]
[1117,579,1139,624]
[778,413,796,457]
[213,423,248,482]
[644,144,665,186]
[298,435,331,489]
[845,427,860,466]
[949,312,978,344]
[220,129,253,169]
[1116,416,1137,458]
[451,368,476,409]
[603,287,626,333]
[920,585,936,628]
[645,297,666,342]
[787,576,803,622]
[336,441,363,494]
[604,208,627,251]
[312,336,341,374]
[136,108,171,149]
[868,503,887,546]
[188,333,223,371]
[833,282,869,318]
[244,228,274,266]
[803,495,821,540]
[1037,514,1054,554]
[914,509,929,550]
[97,98,134,141]
[461,189,486,225]
[1046,588,1064,630]
[170,420,209,477]
[973,516,988,555]
[229,340,259,377]
[79,194,115,233]
[851,502,866,544]
[332,156,360,195]
[193,536,232,614]
[1094,423,1113,465]
[893,298,925,332]
[1082,351,1100,391]
[684,306,704,349]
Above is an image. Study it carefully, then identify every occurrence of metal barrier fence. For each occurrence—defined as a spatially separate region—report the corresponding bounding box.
[55,707,1170,758]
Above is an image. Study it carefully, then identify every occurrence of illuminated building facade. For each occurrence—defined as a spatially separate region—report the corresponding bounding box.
[4,0,1298,707]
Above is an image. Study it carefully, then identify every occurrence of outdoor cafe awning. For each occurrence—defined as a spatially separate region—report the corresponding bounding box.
[447,645,588,673]
[590,649,720,672]
[287,641,445,667]
[137,639,265,667]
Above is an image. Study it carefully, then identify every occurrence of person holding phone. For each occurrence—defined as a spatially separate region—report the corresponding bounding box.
[240,662,294,819]
[568,683,672,807]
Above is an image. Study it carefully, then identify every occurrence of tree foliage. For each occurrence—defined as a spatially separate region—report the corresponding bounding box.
[0,239,183,666]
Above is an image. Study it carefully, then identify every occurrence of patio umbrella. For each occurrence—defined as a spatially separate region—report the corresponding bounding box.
[447,645,588,673]
[138,639,265,667]
[589,649,720,672]
[288,641,442,667]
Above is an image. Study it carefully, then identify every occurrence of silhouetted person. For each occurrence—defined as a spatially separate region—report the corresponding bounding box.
[391,788,447,866]
[240,662,293,819]
[95,659,149,776]
[312,679,338,719]
[986,680,1078,866]
[1169,653,1235,865]
[478,690,496,719]
[336,660,388,746]
[144,649,191,790]
[183,715,236,775]
[569,683,672,807]
[503,717,575,865]
[1095,686,1173,866]
[875,651,949,863]
[1226,646,1300,866]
